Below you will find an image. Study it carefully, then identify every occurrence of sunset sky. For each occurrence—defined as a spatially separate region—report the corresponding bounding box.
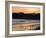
[12,7,40,14]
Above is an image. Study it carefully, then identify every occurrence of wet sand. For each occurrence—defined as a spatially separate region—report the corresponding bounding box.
[12,19,40,31]
[12,23,40,31]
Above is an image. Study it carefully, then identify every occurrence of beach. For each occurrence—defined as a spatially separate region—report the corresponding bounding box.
[12,19,40,31]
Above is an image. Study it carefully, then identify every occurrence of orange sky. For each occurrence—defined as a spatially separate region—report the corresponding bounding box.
[12,7,40,14]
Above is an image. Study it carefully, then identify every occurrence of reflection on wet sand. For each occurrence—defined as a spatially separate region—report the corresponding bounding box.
[12,23,40,31]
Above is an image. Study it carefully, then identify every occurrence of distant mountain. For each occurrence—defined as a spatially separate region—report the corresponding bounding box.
[12,12,40,20]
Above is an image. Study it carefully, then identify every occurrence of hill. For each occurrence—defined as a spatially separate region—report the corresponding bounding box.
[12,12,40,20]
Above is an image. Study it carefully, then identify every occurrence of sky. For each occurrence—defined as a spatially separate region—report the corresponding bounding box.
[12,7,40,14]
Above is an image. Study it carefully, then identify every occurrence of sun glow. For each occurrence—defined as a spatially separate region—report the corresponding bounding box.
[12,7,40,14]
